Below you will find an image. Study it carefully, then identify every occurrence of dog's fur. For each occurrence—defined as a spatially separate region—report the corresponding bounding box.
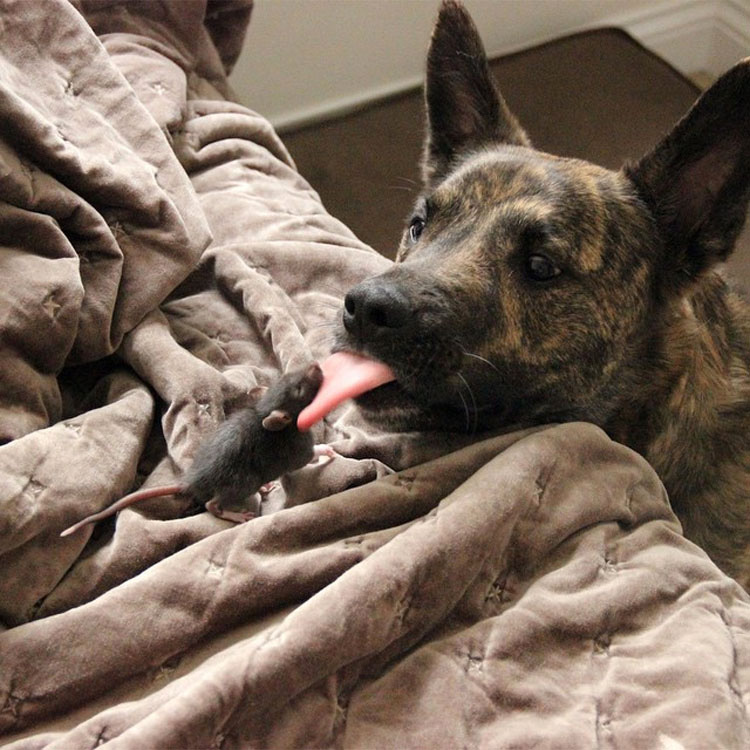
[335,1,750,584]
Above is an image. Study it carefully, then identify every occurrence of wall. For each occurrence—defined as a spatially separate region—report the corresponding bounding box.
[228,0,750,130]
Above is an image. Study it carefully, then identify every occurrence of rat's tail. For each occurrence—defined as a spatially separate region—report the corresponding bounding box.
[60,484,184,537]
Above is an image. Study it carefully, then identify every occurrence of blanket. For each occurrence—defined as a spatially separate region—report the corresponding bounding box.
[2,2,750,747]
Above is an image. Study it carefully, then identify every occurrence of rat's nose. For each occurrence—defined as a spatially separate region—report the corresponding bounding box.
[343,278,413,340]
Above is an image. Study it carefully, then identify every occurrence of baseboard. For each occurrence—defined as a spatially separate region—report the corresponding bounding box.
[616,0,716,74]
[273,0,748,133]
[616,0,749,77]
[274,77,425,133]
[712,0,750,76]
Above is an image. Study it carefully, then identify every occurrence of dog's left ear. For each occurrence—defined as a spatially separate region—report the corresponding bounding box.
[423,0,530,186]
[626,58,750,293]
[262,409,292,431]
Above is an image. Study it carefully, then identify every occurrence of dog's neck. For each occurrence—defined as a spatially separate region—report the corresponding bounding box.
[613,273,738,477]
[608,271,750,581]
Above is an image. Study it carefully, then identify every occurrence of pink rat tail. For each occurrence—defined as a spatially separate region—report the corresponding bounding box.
[59,483,184,537]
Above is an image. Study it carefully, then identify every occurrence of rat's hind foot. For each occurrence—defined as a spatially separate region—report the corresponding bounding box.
[205,498,257,524]
[311,444,336,464]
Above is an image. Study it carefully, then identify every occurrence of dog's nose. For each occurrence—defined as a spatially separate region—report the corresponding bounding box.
[343,279,412,339]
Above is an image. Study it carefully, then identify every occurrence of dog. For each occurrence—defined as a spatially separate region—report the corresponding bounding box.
[333,0,750,586]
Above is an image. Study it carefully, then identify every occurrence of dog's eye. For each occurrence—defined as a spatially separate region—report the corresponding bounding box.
[525,254,562,282]
[408,217,425,243]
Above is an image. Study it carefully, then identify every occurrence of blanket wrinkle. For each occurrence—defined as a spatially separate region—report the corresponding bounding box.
[0,430,536,735]
[0,0,210,441]
[16,431,552,747]
[0,372,154,624]
[210,251,313,372]
[175,100,297,174]
[79,0,248,104]
[5,1,750,746]
[120,309,245,448]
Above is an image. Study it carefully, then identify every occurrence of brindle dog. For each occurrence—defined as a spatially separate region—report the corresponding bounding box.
[335,1,750,584]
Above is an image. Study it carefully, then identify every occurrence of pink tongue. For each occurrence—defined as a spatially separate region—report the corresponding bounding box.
[297,352,396,431]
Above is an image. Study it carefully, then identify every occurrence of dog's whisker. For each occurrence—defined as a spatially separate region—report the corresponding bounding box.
[305,309,340,328]
[311,299,344,311]
[455,384,471,434]
[306,325,336,339]
[457,372,479,434]
[464,351,501,376]
[308,320,338,332]
[304,321,338,339]
[422,348,441,372]
[309,335,338,352]
[453,340,502,376]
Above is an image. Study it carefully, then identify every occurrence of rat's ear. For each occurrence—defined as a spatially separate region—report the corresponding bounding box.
[262,409,292,431]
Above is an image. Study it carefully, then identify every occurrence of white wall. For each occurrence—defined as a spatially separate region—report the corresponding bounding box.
[229,0,750,130]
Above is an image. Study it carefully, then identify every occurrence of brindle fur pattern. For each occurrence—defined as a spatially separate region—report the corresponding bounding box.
[337,1,750,584]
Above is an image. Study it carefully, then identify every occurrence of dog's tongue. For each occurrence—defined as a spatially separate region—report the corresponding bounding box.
[297,352,396,431]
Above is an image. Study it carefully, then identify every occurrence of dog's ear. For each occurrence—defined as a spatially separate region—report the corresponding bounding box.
[626,58,750,293]
[423,0,530,186]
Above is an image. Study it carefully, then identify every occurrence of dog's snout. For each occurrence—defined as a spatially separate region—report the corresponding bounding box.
[343,280,412,339]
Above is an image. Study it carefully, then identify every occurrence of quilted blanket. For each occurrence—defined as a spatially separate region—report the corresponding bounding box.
[2,2,750,748]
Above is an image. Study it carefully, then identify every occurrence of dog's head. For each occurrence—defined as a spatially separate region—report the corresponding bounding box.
[335,0,750,432]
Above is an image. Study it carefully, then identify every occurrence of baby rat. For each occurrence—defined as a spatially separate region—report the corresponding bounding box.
[61,362,328,536]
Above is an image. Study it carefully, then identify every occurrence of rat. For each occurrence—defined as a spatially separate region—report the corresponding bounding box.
[60,362,332,537]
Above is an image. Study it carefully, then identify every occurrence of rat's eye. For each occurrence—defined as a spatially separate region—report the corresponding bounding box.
[525,254,562,282]
[408,216,425,243]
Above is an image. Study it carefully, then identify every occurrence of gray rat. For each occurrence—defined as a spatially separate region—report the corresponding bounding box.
[61,362,329,536]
